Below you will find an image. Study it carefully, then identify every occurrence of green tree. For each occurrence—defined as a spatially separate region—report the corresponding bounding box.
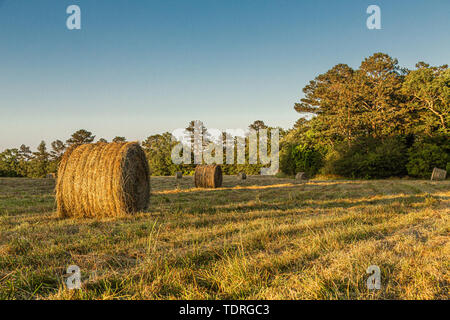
[112,136,127,143]
[295,53,408,144]
[66,129,95,146]
[186,120,210,145]
[29,141,50,178]
[17,144,32,176]
[280,119,325,176]
[50,140,66,162]
[406,136,450,178]
[290,53,435,178]
[402,62,449,135]
[353,53,408,137]
[142,133,183,176]
[0,149,20,177]
[185,120,210,165]
[249,120,268,131]
[48,140,66,174]
[326,136,409,179]
[295,63,358,145]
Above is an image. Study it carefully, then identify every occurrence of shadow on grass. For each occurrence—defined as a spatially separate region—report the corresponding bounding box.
[157,193,449,217]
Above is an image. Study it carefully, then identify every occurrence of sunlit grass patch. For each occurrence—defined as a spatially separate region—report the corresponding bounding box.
[0,177,448,299]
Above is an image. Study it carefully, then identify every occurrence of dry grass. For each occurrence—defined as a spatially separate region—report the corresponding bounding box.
[0,176,448,300]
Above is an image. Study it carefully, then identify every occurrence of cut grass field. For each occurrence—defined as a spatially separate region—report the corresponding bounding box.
[0,176,448,300]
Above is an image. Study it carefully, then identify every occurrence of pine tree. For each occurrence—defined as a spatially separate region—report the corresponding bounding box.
[66,129,95,146]
[30,141,50,178]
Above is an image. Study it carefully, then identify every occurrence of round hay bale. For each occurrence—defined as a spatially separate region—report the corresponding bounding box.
[56,142,150,218]
[431,167,447,181]
[175,172,183,179]
[295,172,308,180]
[194,165,222,188]
[238,172,247,180]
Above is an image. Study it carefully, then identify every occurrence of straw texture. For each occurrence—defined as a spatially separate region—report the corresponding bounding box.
[56,142,150,218]
[194,165,222,188]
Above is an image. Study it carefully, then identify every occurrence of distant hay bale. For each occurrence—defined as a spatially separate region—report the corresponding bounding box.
[175,172,183,179]
[431,168,447,181]
[295,172,308,180]
[238,172,247,180]
[46,173,56,179]
[56,142,150,218]
[194,165,222,188]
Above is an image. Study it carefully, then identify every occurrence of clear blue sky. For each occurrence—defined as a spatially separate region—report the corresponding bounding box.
[1,0,449,150]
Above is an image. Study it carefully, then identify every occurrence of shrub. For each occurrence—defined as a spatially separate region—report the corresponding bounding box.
[280,142,324,177]
[406,135,450,178]
[327,137,409,179]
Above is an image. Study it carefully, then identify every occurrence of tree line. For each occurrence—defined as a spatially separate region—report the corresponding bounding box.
[1,53,448,179]
[0,131,127,178]
[0,121,278,178]
[281,53,449,179]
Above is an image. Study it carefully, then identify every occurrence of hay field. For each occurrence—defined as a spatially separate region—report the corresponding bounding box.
[0,176,448,300]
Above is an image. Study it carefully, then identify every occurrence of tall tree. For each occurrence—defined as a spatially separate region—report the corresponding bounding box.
[18,144,32,161]
[354,53,407,137]
[185,120,210,164]
[249,120,268,131]
[0,149,20,177]
[112,136,127,143]
[17,144,32,176]
[29,141,50,178]
[185,120,209,144]
[50,140,66,162]
[295,63,358,144]
[402,62,449,135]
[295,53,408,143]
[142,132,181,175]
[47,140,66,173]
[66,129,95,146]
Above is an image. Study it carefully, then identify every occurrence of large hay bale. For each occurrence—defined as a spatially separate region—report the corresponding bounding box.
[194,165,222,188]
[56,142,150,218]
[431,167,447,181]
